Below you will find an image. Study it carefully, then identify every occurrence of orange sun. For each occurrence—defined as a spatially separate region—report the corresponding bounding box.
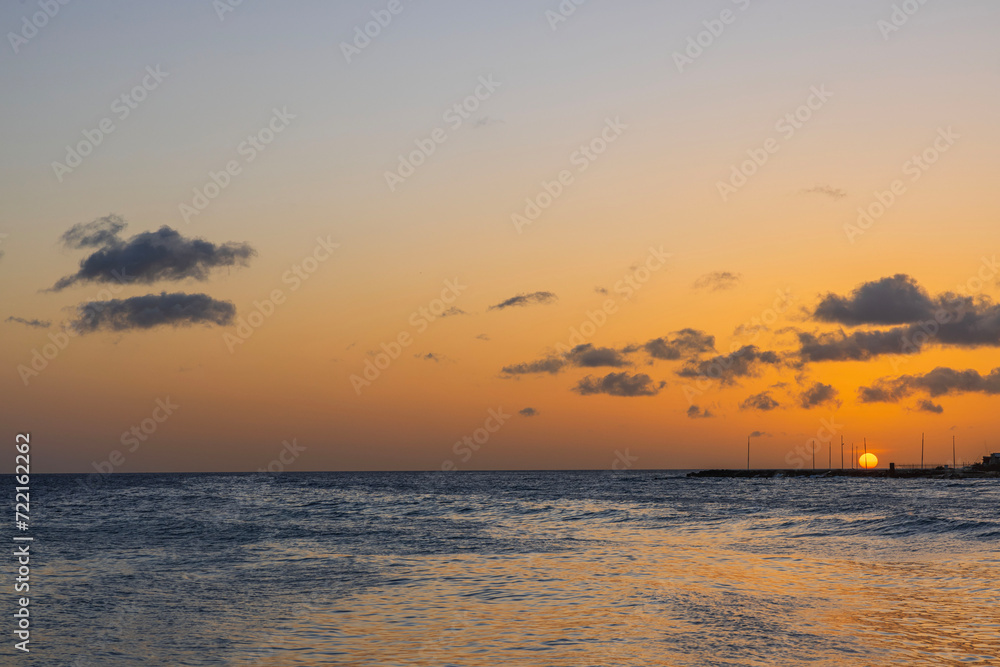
[859,453,879,469]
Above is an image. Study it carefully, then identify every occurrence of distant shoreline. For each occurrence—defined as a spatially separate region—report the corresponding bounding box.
[688,468,1000,479]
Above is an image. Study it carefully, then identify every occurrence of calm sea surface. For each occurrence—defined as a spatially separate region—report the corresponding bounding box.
[20,472,1000,665]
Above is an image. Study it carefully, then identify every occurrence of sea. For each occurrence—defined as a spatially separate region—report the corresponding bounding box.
[17,471,1000,666]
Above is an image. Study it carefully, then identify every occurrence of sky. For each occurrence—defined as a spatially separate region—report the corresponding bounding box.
[2,0,1000,473]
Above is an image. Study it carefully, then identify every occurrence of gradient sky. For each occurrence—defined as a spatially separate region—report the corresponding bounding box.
[2,0,1000,473]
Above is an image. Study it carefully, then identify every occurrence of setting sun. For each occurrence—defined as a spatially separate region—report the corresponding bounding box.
[860,453,879,470]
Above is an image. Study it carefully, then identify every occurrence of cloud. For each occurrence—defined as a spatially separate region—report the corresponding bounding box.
[52,223,256,291]
[687,405,713,419]
[442,307,467,317]
[60,214,128,249]
[814,275,938,325]
[799,299,1000,361]
[476,333,491,341]
[6,316,51,329]
[801,185,847,200]
[677,345,783,383]
[749,430,772,437]
[488,291,557,310]
[639,329,716,361]
[565,344,629,368]
[916,399,944,414]
[594,286,609,295]
[741,392,780,411]
[693,271,743,292]
[519,408,538,417]
[574,372,663,397]
[417,353,442,362]
[799,382,840,409]
[71,292,236,333]
[501,357,566,376]
[859,366,1000,403]
[502,343,629,376]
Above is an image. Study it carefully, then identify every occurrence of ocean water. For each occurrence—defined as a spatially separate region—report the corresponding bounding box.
[20,472,1000,666]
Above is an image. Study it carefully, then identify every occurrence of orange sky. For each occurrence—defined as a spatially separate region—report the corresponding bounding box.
[2,1,999,472]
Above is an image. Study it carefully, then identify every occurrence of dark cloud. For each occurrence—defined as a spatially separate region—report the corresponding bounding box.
[53,224,255,291]
[502,343,628,376]
[677,345,783,383]
[693,271,742,292]
[488,291,557,310]
[859,367,1000,404]
[814,275,937,325]
[799,382,840,409]
[741,392,780,411]
[6,316,51,329]
[565,344,629,368]
[750,431,772,437]
[801,185,847,200]
[799,299,1000,361]
[442,307,467,317]
[687,405,713,419]
[574,372,663,397]
[594,287,609,295]
[501,357,566,376]
[71,292,236,333]
[417,353,441,362]
[519,408,538,417]
[916,399,944,414]
[476,333,491,341]
[60,214,128,249]
[640,329,715,361]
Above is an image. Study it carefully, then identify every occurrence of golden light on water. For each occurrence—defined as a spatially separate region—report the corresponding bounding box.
[860,453,879,469]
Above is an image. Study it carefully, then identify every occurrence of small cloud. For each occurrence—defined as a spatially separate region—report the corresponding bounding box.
[566,344,629,368]
[687,405,713,419]
[52,219,256,291]
[476,333,491,341]
[519,408,538,417]
[594,287,609,295]
[71,292,236,333]
[801,185,847,200]
[693,271,743,292]
[799,382,841,409]
[501,357,565,376]
[489,291,558,311]
[750,430,772,437]
[442,307,467,317]
[915,399,944,414]
[473,116,504,128]
[574,372,663,397]
[417,353,442,362]
[6,316,51,329]
[640,329,715,361]
[741,392,780,411]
